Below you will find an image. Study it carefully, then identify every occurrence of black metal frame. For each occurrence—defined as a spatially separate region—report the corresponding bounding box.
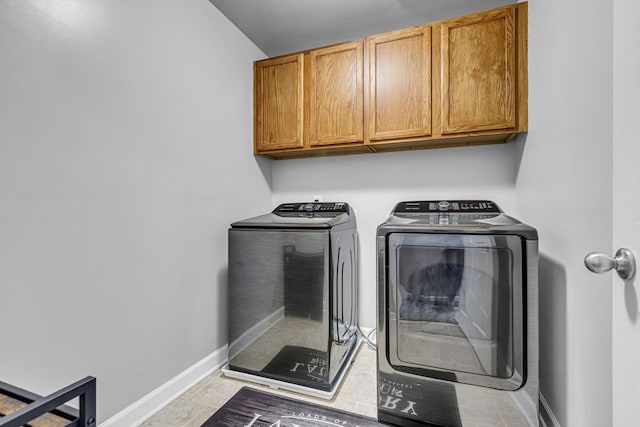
[0,376,96,427]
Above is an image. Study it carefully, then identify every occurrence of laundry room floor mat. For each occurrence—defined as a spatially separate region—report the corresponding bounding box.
[200,386,384,426]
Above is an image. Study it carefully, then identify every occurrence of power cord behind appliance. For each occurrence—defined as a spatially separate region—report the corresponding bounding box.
[357,325,377,350]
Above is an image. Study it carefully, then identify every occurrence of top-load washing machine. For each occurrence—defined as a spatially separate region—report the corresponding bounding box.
[223,202,360,399]
[376,200,538,426]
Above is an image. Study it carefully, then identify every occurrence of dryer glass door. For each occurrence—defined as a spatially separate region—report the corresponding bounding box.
[386,233,525,391]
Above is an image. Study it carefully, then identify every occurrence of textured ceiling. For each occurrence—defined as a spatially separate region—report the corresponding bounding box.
[208,0,513,57]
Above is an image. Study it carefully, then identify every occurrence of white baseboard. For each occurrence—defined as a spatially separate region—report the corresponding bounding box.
[228,306,284,358]
[99,345,228,427]
[539,392,561,427]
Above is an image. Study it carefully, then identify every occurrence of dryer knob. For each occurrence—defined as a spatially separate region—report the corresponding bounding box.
[438,201,450,211]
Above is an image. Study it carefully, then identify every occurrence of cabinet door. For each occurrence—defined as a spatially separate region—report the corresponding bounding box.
[440,6,516,134]
[254,54,304,152]
[368,25,431,142]
[308,41,364,147]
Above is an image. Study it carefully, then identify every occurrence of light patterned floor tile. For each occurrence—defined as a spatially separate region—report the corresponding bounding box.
[141,345,377,427]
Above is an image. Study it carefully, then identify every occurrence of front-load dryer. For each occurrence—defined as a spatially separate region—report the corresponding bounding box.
[223,202,360,399]
[376,200,538,426]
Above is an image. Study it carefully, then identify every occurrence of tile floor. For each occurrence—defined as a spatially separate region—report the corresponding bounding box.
[139,344,378,427]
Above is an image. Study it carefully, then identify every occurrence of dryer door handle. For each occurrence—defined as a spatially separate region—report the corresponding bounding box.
[584,248,636,281]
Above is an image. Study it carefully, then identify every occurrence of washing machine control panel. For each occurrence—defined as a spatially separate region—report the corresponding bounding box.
[393,200,501,213]
[273,202,350,217]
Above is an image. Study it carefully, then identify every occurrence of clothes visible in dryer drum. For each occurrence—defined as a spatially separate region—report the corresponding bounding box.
[376,200,539,426]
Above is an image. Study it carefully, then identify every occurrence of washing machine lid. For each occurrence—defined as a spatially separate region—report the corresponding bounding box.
[231,202,353,229]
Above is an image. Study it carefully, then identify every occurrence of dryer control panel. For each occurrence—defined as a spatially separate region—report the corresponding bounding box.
[393,200,501,213]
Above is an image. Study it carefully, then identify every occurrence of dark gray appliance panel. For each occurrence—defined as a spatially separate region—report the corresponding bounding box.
[228,229,329,361]
[226,202,359,395]
[332,229,358,345]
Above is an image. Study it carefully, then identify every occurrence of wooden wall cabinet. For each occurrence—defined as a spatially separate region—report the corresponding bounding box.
[367,25,432,142]
[254,2,528,159]
[438,5,523,135]
[254,54,304,152]
[254,41,368,158]
[308,41,364,147]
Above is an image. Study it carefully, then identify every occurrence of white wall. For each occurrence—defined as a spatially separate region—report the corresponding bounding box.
[0,0,270,422]
[272,143,520,329]
[272,1,615,427]
[0,0,617,426]
[612,0,640,426]
[515,0,613,426]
